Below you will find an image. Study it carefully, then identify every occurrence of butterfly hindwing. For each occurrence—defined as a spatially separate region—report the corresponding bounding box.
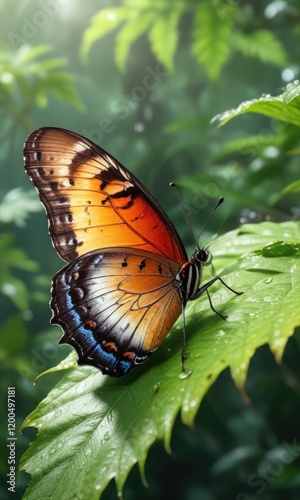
[24,127,187,264]
[51,248,182,377]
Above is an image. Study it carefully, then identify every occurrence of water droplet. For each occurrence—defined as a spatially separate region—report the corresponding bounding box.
[272,339,283,349]
[134,121,144,133]
[179,367,193,379]
[106,412,114,425]
[182,404,190,413]
[95,484,101,491]
[245,296,260,303]
[263,296,273,303]
[153,382,160,393]
[101,432,110,444]
[34,467,42,478]
[264,277,273,284]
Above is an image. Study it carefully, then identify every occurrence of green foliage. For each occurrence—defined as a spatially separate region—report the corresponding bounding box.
[0,234,38,311]
[232,29,288,67]
[0,188,43,311]
[215,82,300,127]
[192,2,234,80]
[81,0,288,78]
[80,7,128,61]
[115,12,155,71]
[0,188,41,226]
[0,44,83,137]
[148,8,182,72]
[20,221,300,498]
[282,179,300,195]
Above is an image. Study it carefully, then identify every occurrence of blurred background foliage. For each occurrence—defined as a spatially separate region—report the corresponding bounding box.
[0,0,300,498]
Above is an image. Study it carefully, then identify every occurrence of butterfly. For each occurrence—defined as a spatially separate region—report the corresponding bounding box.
[24,127,241,377]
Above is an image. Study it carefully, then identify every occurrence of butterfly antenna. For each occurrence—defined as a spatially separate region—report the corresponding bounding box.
[196,196,224,249]
[169,182,198,245]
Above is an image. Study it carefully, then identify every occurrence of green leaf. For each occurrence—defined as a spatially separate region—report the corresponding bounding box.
[232,30,288,67]
[282,179,300,194]
[275,179,300,202]
[0,275,30,311]
[0,44,84,120]
[282,80,300,104]
[192,1,234,80]
[80,8,128,61]
[35,72,84,111]
[0,234,38,272]
[15,44,53,64]
[211,134,278,160]
[0,234,38,310]
[115,13,155,71]
[0,188,42,226]
[214,82,300,127]
[148,8,182,72]
[20,221,300,498]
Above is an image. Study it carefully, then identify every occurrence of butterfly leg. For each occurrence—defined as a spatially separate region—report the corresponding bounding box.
[181,299,187,372]
[191,275,243,319]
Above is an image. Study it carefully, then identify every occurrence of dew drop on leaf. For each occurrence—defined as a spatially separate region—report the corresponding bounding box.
[101,432,110,444]
[263,296,273,303]
[153,382,160,393]
[264,277,273,284]
[179,367,193,379]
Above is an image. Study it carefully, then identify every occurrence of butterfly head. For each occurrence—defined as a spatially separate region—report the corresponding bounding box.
[191,247,212,267]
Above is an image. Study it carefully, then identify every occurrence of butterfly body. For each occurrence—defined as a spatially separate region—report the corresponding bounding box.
[24,127,235,377]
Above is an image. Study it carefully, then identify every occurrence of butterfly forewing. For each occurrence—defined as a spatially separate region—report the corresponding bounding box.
[24,128,187,264]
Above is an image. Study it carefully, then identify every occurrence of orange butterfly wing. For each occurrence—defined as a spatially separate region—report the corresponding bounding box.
[51,248,183,376]
[24,127,187,264]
